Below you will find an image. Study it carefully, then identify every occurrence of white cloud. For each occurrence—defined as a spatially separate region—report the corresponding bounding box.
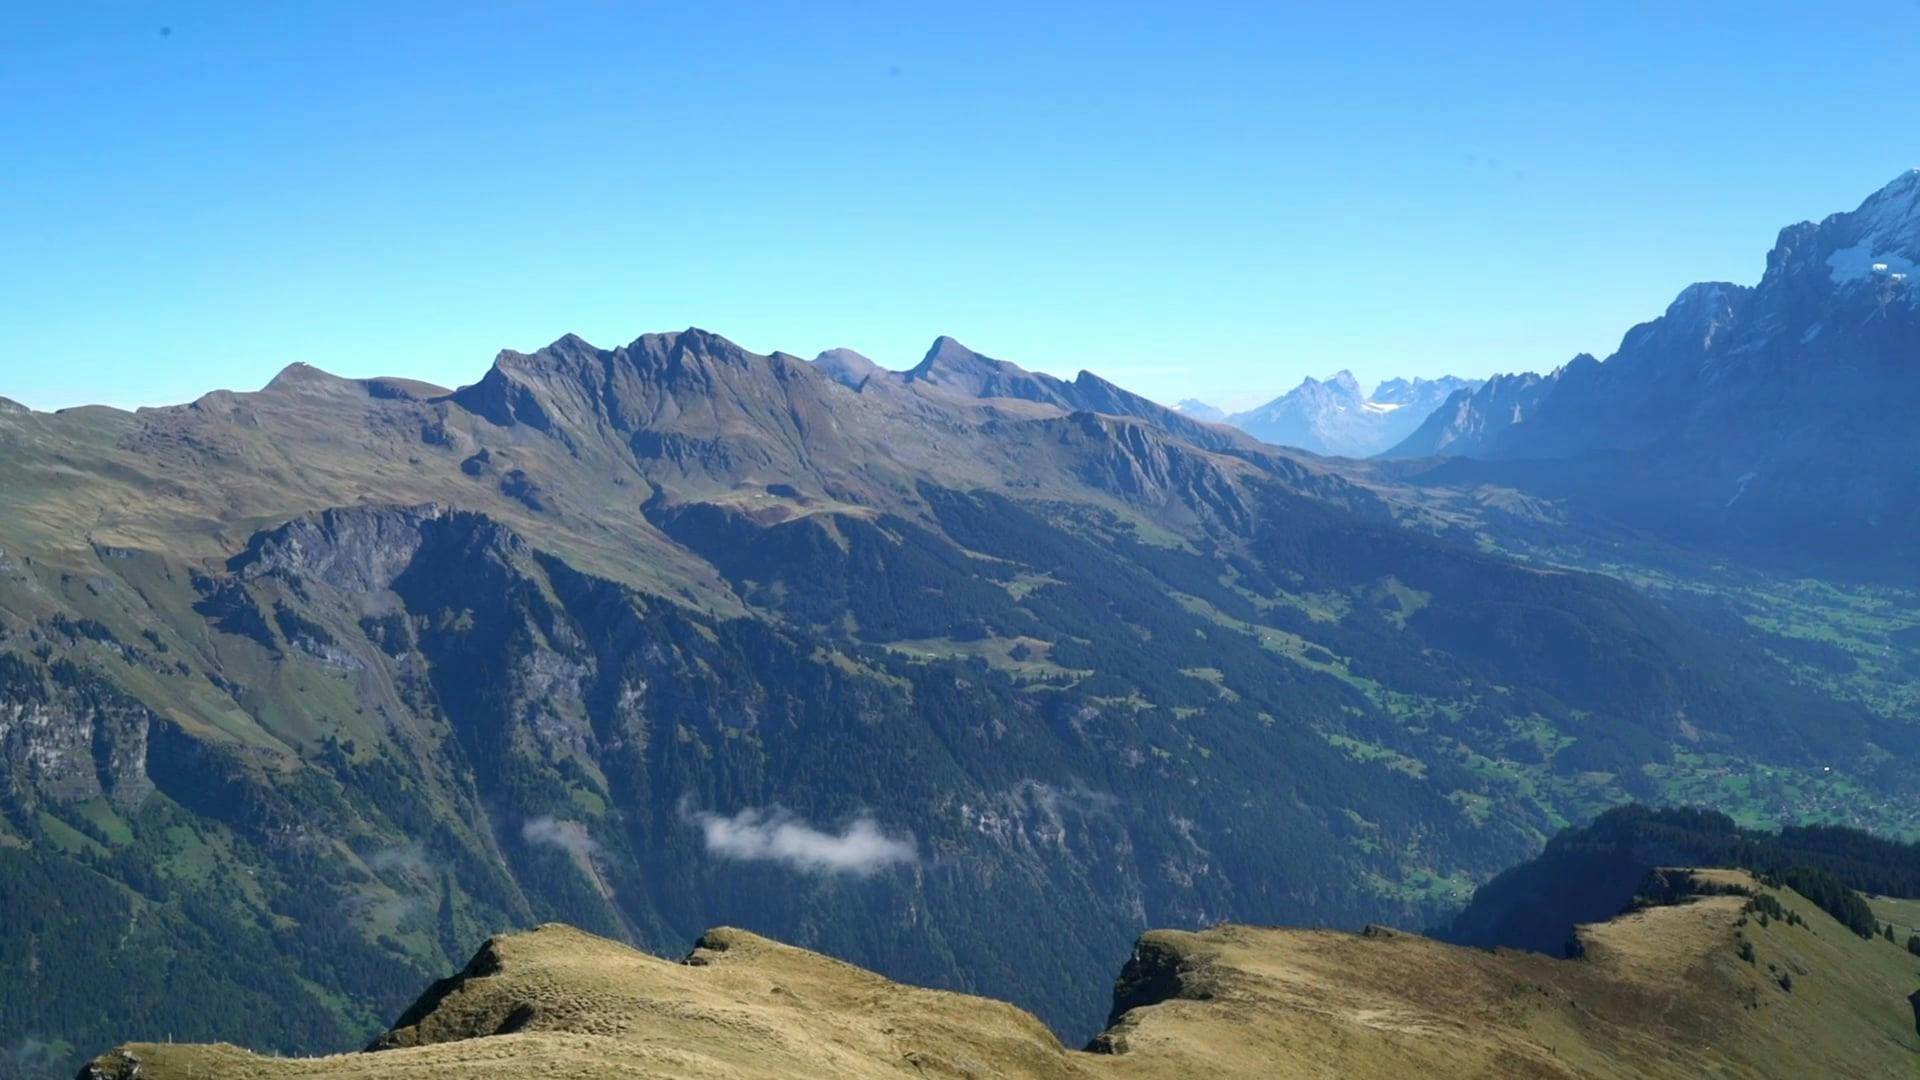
[522,816,599,859]
[1016,779,1119,817]
[691,806,916,876]
[365,841,434,876]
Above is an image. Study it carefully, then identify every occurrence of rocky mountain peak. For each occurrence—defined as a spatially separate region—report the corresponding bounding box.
[1172,398,1226,422]
[1822,172,1920,283]
[1222,369,1481,457]
[263,361,350,393]
[1847,167,1920,234]
[545,331,599,356]
[811,348,881,390]
[1371,377,1414,403]
[1553,353,1601,377]
[1759,169,1920,290]
[1630,281,1750,353]
[907,335,993,381]
[621,327,761,373]
[902,336,1077,406]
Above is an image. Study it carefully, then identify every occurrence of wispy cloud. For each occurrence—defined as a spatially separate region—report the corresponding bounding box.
[691,806,916,876]
[1,1037,60,1073]
[1016,779,1119,817]
[522,816,599,859]
[366,841,434,876]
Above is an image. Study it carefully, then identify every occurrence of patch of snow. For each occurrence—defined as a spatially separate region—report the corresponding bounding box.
[1360,400,1405,414]
[1800,322,1824,343]
[1827,239,1917,284]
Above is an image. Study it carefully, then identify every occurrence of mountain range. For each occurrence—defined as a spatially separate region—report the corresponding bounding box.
[1385,169,1920,577]
[7,173,1920,1080]
[1181,372,1481,458]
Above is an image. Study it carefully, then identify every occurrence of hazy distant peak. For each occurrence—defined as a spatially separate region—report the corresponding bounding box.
[910,335,990,376]
[625,326,750,362]
[812,347,881,390]
[1228,370,1482,457]
[1550,353,1600,377]
[546,331,599,354]
[1173,398,1226,422]
[901,336,1070,405]
[814,346,876,367]
[264,361,350,392]
[1289,370,1365,401]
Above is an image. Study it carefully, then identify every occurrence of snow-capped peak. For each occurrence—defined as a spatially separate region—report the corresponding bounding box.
[1827,168,1920,284]
[1173,399,1226,422]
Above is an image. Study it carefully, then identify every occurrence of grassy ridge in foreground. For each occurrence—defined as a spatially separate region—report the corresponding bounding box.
[81,870,1920,1080]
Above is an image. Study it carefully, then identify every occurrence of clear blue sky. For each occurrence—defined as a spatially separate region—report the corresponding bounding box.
[4,2,1917,412]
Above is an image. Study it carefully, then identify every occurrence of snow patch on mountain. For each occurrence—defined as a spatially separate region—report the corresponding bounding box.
[1826,240,1917,284]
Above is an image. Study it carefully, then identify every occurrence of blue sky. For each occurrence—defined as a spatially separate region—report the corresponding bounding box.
[3,2,1917,412]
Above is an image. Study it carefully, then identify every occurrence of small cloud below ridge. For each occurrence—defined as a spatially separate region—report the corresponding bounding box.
[522,816,599,859]
[693,806,916,876]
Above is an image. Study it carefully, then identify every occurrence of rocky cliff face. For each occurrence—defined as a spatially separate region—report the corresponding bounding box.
[0,654,152,809]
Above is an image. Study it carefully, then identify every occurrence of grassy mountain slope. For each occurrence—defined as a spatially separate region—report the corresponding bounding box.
[80,867,1920,1080]
[1442,804,1920,954]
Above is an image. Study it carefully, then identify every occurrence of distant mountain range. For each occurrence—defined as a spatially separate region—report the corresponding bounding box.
[1181,373,1481,458]
[1385,169,1920,575]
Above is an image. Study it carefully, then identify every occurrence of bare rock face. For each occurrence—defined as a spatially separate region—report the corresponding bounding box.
[0,655,153,809]
[1092,933,1198,1043]
[74,1048,142,1080]
[230,503,451,595]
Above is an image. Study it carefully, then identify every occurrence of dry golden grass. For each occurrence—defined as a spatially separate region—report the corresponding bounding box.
[85,871,1920,1080]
